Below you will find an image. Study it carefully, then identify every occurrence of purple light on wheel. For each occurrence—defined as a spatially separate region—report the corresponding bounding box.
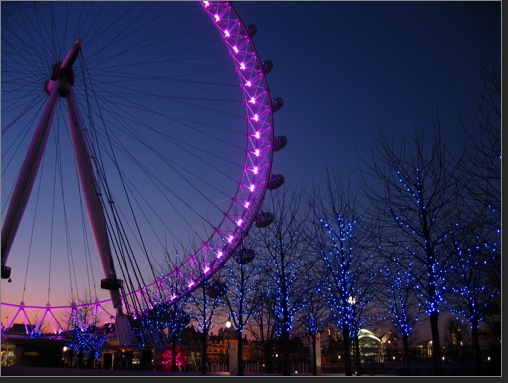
[89,0,282,313]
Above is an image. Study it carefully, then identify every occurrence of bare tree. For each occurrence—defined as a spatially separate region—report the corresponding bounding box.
[311,174,380,376]
[361,122,462,375]
[245,293,278,373]
[459,67,501,222]
[295,264,330,375]
[250,186,314,376]
[448,67,501,375]
[186,277,225,375]
[62,289,110,368]
[373,237,424,375]
[221,240,263,376]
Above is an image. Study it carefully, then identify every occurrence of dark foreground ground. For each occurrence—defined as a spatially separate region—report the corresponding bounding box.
[4,366,241,376]
[2,365,501,379]
[1,365,333,377]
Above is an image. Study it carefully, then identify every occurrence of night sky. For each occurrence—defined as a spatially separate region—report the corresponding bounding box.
[1,1,501,329]
[233,1,501,187]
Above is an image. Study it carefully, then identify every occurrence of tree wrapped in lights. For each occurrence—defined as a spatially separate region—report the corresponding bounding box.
[446,213,500,374]
[129,250,192,370]
[159,345,189,371]
[450,67,501,375]
[67,316,107,367]
[312,175,380,376]
[251,187,314,376]
[130,299,190,371]
[375,250,423,375]
[63,294,110,367]
[362,124,463,376]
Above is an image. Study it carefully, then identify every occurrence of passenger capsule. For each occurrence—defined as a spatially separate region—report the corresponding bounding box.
[255,211,275,228]
[270,97,284,112]
[234,248,255,264]
[261,60,273,74]
[206,280,227,298]
[273,135,288,151]
[246,24,257,38]
[267,174,285,190]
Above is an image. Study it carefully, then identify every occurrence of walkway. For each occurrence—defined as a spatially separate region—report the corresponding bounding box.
[2,366,340,377]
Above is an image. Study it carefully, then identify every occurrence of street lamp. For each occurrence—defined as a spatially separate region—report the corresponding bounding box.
[348,296,359,375]
[224,318,231,371]
[62,346,69,368]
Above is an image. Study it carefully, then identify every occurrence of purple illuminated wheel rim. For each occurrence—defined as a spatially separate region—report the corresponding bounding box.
[1,1,281,326]
[135,1,277,302]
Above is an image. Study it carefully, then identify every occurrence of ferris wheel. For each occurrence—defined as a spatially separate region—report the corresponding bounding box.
[1,1,286,345]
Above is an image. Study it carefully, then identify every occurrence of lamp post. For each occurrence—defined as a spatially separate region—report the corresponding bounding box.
[348,296,361,376]
[225,319,231,371]
[62,346,69,368]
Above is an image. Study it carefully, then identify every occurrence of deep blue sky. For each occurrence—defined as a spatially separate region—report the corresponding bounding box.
[234,1,501,188]
[1,1,501,325]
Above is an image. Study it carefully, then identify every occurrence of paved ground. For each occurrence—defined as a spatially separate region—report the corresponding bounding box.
[1,365,325,377]
[2,366,226,376]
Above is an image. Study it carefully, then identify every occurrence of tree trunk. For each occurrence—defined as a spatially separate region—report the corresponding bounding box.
[470,317,482,375]
[402,334,412,375]
[429,311,443,375]
[311,333,318,375]
[343,324,352,376]
[237,331,244,376]
[201,329,208,375]
[171,334,177,372]
[171,337,176,372]
[264,343,273,373]
[282,330,290,375]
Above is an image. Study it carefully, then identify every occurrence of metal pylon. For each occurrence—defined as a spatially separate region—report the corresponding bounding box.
[1,39,136,346]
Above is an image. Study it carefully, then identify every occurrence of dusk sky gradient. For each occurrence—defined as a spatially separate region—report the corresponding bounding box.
[1,1,501,330]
